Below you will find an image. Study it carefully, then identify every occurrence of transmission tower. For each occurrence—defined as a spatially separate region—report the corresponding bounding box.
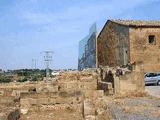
[41,51,53,79]
[32,59,37,69]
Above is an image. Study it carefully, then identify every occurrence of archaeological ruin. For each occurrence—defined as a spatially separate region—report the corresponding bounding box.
[1,19,160,120]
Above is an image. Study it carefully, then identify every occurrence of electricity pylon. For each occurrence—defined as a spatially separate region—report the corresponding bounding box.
[32,59,37,69]
[41,51,53,79]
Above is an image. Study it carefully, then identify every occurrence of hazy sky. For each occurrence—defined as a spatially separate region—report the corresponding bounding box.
[0,0,160,70]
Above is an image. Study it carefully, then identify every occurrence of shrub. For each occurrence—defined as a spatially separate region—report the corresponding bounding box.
[0,78,12,83]
[17,77,28,82]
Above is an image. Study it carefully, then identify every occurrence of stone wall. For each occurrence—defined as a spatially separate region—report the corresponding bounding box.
[129,27,160,72]
[97,21,129,67]
[98,65,145,95]
[18,70,114,119]
[118,70,144,94]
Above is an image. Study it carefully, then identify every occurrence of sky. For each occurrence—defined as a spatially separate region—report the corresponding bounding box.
[0,0,160,70]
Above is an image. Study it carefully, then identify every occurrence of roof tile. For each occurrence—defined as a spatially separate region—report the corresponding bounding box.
[110,19,160,27]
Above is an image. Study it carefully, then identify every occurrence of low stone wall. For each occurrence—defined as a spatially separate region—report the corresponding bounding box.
[84,90,104,99]
[58,81,97,91]
[98,81,114,95]
[20,90,104,107]
[83,98,113,120]
[99,63,145,95]
[0,97,15,106]
[36,85,59,93]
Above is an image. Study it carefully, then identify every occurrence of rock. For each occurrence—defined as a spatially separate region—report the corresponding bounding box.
[21,109,29,115]
[85,115,96,120]
[83,99,96,117]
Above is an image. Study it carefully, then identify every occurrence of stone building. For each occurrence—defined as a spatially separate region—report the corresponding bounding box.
[97,19,160,72]
[96,19,160,94]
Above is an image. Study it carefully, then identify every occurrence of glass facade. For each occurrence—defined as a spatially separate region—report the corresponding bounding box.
[78,23,97,70]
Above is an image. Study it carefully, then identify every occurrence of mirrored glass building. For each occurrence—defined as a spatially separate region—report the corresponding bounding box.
[78,23,97,70]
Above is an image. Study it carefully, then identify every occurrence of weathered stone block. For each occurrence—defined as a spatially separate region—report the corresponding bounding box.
[83,100,95,117]
[21,108,29,115]
[85,115,96,120]
[98,81,113,91]
[29,98,37,105]
[21,99,31,108]
[0,113,6,120]
[84,90,104,99]
[0,90,4,96]
[37,98,49,105]
[104,88,114,95]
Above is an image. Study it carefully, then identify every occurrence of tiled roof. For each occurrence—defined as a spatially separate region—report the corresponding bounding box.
[110,19,160,27]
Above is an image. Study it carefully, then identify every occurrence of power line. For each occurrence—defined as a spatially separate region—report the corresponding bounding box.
[32,59,37,69]
[41,51,54,79]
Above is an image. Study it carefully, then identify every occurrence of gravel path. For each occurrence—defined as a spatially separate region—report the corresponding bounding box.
[145,86,160,98]
[107,97,160,120]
